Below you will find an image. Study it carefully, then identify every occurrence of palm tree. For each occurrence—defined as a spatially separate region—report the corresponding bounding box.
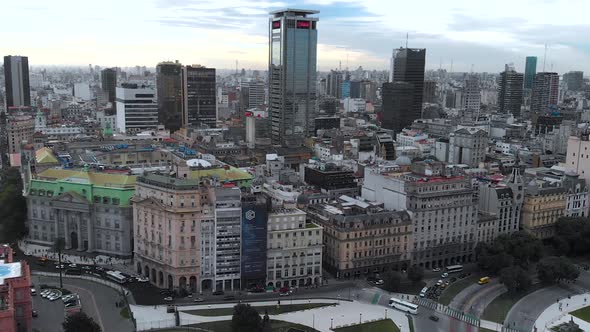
[53,237,65,289]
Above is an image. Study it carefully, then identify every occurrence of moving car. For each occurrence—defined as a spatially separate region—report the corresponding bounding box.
[32,310,38,318]
[432,267,441,272]
[193,297,205,303]
[212,290,224,296]
[223,295,236,301]
[375,279,384,286]
[163,296,173,301]
[429,315,439,322]
[478,277,490,285]
[441,273,449,278]
[30,288,36,296]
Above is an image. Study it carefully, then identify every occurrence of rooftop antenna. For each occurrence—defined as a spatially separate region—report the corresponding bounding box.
[235,60,238,75]
[405,33,409,48]
[339,61,341,71]
[450,59,454,73]
[543,44,547,71]
[470,64,474,74]
[439,57,442,71]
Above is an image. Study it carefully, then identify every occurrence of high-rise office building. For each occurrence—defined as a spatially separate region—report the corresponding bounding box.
[182,65,216,128]
[115,85,159,133]
[392,48,426,125]
[3,55,31,108]
[326,70,342,99]
[156,61,183,132]
[524,56,537,89]
[240,80,266,114]
[463,75,481,113]
[563,71,584,91]
[269,9,319,147]
[423,80,437,104]
[498,64,524,117]
[381,82,414,132]
[101,68,117,105]
[531,72,559,113]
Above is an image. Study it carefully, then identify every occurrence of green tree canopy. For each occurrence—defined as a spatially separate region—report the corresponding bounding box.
[231,304,261,332]
[476,231,543,274]
[0,168,28,243]
[382,271,402,292]
[407,266,424,284]
[500,266,532,294]
[537,256,580,285]
[62,312,101,332]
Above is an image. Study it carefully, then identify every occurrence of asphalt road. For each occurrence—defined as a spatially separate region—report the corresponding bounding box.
[450,279,507,317]
[505,265,590,331]
[32,275,135,332]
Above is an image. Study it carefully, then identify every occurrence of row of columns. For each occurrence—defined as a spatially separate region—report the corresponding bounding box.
[53,209,93,252]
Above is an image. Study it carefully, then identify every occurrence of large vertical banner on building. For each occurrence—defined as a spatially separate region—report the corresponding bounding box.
[241,203,268,279]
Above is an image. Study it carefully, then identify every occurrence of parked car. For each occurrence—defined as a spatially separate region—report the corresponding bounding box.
[432,267,441,272]
[30,288,36,296]
[68,263,77,268]
[81,266,92,271]
[223,295,236,301]
[212,290,224,296]
[279,291,291,296]
[429,315,439,322]
[32,310,38,318]
[55,264,65,269]
[193,297,205,303]
[375,279,384,286]
[435,280,443,286]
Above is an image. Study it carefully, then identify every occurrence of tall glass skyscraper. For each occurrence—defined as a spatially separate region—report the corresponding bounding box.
[269,9,319,147]
[4,55,30,108]
[524,56,537,89]
[182,65,216,128]
[156,61,183,132]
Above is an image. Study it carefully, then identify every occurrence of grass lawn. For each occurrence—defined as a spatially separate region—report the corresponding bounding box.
[438,276,479,306]
[333,319,400,332]
[571,305,590,323]
[188,319,320,332]
[481,283,543,322]
[120,307,130,319]
[184,303,332,316]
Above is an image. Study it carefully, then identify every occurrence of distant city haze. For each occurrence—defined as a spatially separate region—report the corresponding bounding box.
[1,0,590,73]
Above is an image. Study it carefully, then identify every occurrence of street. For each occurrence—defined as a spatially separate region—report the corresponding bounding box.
[32,275,135,332]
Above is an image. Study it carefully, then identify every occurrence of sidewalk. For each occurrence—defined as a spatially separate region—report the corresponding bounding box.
[535,292,590,332]
[131,299,411,332]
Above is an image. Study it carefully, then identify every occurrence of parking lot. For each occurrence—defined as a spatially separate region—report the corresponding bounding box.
[31,285,70,332]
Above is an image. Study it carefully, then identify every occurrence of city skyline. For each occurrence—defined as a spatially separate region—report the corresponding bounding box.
[1,0,590,73]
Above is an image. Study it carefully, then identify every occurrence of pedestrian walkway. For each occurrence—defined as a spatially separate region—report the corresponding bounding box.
[131,299,411,332]
[535,292,590,331]
[413,297,480,327]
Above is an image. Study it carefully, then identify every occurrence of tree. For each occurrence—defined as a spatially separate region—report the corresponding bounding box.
[500,266,532,294]
[231,304,261,332]
[53,237,65,289]
[382,271,402,292]
[537,256,580,285]
[0,168,28,243]
[407,266,424,284]
[476,232,543,274]
[62,312,101,332]
[553,217,590,256]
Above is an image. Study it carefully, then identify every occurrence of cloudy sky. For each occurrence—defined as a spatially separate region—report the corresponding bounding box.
[2,0,589,74]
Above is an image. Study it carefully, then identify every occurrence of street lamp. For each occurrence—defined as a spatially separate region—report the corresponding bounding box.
[359,313,362,324]
[331,317,334,329]
[385,309,387,319]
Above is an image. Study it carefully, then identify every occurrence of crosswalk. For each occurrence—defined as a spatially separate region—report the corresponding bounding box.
[413,297,481,327]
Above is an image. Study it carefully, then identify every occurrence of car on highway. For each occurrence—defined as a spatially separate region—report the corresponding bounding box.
[429,315,439,322]
[478,277,490,285]
[441,272,449,278]
[212,290,224,296]
[193,297,205,303]
[432,267,441,272]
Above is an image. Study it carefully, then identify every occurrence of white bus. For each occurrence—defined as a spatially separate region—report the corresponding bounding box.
[445,265,464,274]
[389,298,418,314]
[419,287,429,298]
[106,270,128,284]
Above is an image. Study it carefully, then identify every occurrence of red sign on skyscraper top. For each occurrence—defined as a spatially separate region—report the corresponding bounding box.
[272,21,281,29]
[297,21,310,29]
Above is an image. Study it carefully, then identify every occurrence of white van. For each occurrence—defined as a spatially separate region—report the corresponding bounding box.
[419,287,428,297]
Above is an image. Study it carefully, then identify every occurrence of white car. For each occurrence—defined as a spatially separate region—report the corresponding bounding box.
[432,268,441,272]
[49,295,61,301]
[435,280,443,286]
[164,296,173,301]
[136,277,149,282]
[68,263,77,268]
[30,288,37,296]
[375,279,384,286]
[441,273,449,278]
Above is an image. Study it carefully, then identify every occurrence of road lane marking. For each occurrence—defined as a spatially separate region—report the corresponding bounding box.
[63,283,105,331]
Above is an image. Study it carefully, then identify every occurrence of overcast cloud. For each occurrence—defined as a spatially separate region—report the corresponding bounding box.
[1,0,589,73]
